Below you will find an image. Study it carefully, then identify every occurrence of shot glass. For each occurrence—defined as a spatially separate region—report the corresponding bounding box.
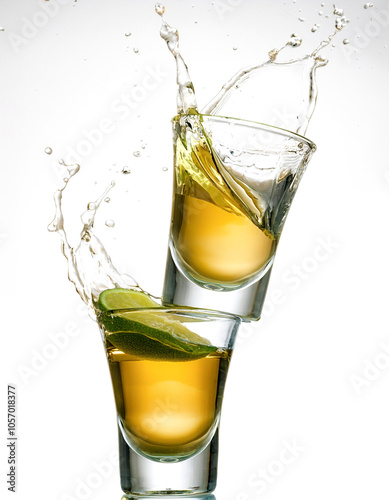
[162,114,316,319]
[97,307,240,496]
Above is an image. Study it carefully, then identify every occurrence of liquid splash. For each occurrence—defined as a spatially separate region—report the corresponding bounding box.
[48,161,140,308]
[156,3,197,114]
[50,4,348,309]
[157,4,350,136]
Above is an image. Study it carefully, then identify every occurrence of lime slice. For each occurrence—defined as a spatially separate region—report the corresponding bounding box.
[97,288,218,361]
[98,288,159,311]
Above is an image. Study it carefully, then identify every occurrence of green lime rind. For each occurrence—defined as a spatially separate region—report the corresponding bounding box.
[98,288,159,311]
[98,310,218,361]
[97,288,218,361]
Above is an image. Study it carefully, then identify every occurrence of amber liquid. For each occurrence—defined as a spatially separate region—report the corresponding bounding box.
[171,116,277,287]
[107,344,231,460]
[172,193,276,285]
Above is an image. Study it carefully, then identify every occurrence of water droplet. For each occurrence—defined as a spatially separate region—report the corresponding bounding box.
[289,34,302,47]
[233,46,238,51]
[104,197,110,203]
[335,15,350,30]
[133,151,141,157]
[122,166,131,174]
[133,47,139,54]
[364,3,373,8]
[318,10,323,16]
[125,32,132,37]
[298,17,306,22]
[333,6,344,16]
[45,147,52,155]
[88,202,96,210]
[155,3,165,16]
[141,141,147,149]
[343,38,350,44]
[162,166,168,171]
[0,27,5,31]
[268,48,279,61]
[68,164,80,176]
[105,219,115,228]
[321,2,325,6]
[311,24,320,32]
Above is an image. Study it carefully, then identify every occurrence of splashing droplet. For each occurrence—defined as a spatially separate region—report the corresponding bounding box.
[343,38,350,44]
[364,3,373,8]
[122,166,131,174]
[141,141,147,149]
[289,34,302,47]
[45,147,53,155]
[133,47,139,54]
[333,6,344,16]
[125,32,132,37]
[268,48,279,61]
[298,17,306,22]
[233,46,238,51]
[105,219,115,228]
[318,10,323,16]
[155,3,165,16]
[162,166,168,171]
[311,24,320,32]
[0,27,5,31]
[133,151,141,157]
[88,202,96,210]
[104,197,110,203]
[335,15,350,30]
[68,164,80,176]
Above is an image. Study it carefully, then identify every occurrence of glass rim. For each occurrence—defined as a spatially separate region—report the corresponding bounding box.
[97,306,241,324]
[172,113,316,151]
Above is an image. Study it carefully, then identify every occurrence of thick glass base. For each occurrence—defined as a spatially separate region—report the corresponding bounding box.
[162,249,272,320]
[119,427,219,496]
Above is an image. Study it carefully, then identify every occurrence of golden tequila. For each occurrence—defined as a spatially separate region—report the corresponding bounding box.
[107,342,231,460]
[172,193,275,284]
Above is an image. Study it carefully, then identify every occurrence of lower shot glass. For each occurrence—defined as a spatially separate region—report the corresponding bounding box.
[97,307,241,496]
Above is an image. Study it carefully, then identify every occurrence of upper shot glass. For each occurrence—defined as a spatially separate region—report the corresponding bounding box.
[162,114,316,320]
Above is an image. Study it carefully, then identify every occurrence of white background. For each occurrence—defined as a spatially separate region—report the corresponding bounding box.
[1,0,389,499]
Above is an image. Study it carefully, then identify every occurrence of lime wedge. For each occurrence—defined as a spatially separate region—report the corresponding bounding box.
[98,288,159,311]
[97,288,218,361]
